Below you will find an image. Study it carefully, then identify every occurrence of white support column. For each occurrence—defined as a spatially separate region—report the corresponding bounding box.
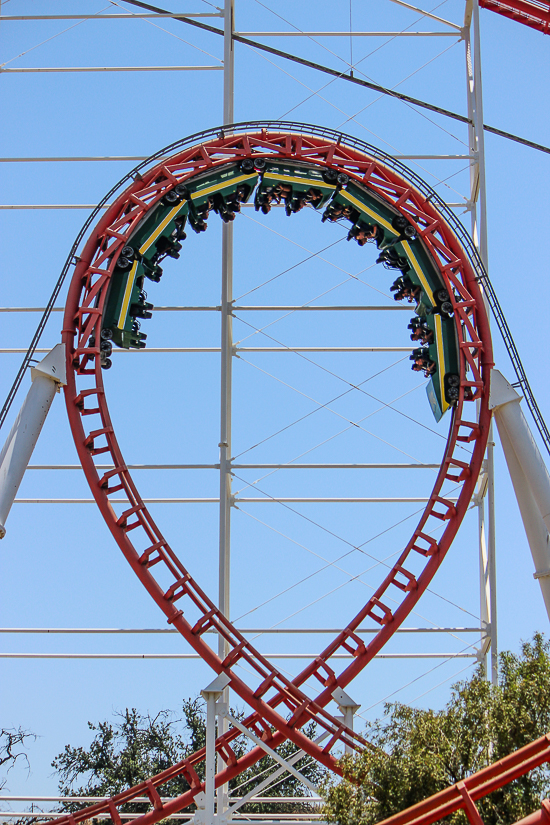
[473,467,491,672]
[223,0,234,126]
[490,370,550,620]
[217,1,235,815]
[0,344,66,538]
[465,0,497,682]
[200,674,231,825]
[486,433,498,684]
[332,688,361,755]
[225,732,330,816]
[464,25,479,248]
[220,711,319,795]
[218,235,233,658]
[471,0,488,265]
[465,0,488,262]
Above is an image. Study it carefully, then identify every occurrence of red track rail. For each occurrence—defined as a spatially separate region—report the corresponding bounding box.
[516,801,550,823]
[55,129,493,825]
[375,732,550,825]
[480,0,550,34]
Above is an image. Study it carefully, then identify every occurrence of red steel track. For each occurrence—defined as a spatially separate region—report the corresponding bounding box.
[56,127,493,825]
[480,0,550,34]
[375,732,550,825]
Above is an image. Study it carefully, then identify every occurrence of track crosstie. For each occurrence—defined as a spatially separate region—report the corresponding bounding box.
[55,123,493,825]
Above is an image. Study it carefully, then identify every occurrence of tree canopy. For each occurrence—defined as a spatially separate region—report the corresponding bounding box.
[52,698,324,817]
[322,633,550,825]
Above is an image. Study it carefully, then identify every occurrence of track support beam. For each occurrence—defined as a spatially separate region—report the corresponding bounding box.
[490,370,550,620]
[217,4,235,815]
[0,344,66,538]
[200,675,231,825]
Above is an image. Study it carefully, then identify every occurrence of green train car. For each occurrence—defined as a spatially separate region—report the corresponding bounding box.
[101,162,259,353]
[186,162,258,229]
[327,181,452,312]
[100,252,153,352]
[323,179,461,421]
[409,313,460,422]
[101,191,190,352]
[327,179,401,248]
[99,156,462,422]
[254,161,345,214]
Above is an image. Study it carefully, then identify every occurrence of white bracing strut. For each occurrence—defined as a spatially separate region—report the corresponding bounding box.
[490,370,550,619]
[0,344,66,538]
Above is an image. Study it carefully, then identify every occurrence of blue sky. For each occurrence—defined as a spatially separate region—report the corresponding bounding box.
[0,0,549,807]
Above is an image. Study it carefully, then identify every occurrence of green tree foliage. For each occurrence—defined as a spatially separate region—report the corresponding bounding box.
[53,698,324,819]
[322,633,550,825]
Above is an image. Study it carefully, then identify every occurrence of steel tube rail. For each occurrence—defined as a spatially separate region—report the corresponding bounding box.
[0,652,477,660]
[1,13,223,19]
[392,155,474,159]
[26,464,221,470]
[0,627,483,634]
[0,347,414,353]
[12,498,222,503]
[2,348,223,353]
[12,497,457,504]
[383,0,462,28]
[234,30,459,36]
[0,202,470,207]
[0,797,322,803]
[236,305,412,311]
[235,346,411,352]
[29,464,221,469]
[25,463,440,470]
[0,817,322,822]
[0,158,152,163]
[0,305,412,312]
[236,463,439,469]
[0,155,473,162]
[0,66,223,73]
[235,497,457,502]
[0,205,113,209]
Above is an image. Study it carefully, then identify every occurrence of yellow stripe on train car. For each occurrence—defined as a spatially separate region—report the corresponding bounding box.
[139,201,187,255]
[262,171,334,191]
[189,172,258,202]
[400,240,435,307]
[118,260,139,329]
[433,313,450,415]
[140,173,257,255]
[338,190,399,236]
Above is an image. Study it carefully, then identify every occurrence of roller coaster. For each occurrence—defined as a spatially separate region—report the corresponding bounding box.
[1,2,549,823]
[3,117,550,825]
[36,123,491,825]
[99,151,461,420]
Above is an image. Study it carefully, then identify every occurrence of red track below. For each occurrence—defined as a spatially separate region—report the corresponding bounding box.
[480,0,550,33]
